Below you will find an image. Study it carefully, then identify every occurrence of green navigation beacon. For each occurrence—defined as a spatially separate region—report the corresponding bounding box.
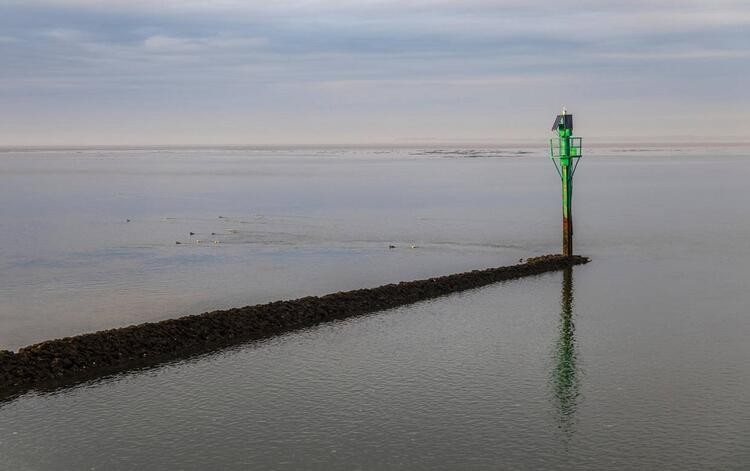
[550,107,583,257]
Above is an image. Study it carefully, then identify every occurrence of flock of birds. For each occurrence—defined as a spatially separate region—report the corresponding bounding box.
[175,231,224,245]
[126,217,418,250]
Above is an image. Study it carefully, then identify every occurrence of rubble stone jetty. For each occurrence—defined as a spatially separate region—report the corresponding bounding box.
[0,254,589,395]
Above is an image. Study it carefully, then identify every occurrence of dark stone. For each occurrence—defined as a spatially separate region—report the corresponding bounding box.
[0,254,589,395]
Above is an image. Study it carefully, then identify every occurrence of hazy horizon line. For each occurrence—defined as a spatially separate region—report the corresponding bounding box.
[2,138,750,151]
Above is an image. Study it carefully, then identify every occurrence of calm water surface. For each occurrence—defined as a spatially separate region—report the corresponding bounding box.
[1,146,749,469]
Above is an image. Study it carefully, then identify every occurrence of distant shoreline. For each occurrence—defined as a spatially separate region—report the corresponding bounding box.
[1,141,749,152]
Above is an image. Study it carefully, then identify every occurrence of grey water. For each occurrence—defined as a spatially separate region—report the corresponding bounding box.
[1,145,750,469]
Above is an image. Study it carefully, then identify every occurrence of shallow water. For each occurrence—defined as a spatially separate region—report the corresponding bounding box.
[1,145,750,469]
[0,146,561,349]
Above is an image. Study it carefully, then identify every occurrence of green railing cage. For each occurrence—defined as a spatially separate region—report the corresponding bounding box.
[549,137,583,179]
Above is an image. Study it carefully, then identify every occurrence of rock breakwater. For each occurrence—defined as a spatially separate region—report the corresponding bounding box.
[0,254,588,395]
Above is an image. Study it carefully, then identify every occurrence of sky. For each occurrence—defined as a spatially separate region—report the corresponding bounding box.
[0,0,748,145]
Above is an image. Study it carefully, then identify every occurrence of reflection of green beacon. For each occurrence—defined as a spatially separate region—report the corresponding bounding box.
[550,107,583,256]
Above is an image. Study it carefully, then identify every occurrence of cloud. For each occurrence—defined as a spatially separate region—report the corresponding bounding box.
[593,50,750,61]
[143,35,204,53]
[0,0,748,144]
[40,28,89,42]
[142,35,268,54]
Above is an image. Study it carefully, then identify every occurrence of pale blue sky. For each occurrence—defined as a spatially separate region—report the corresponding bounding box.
[0,0,748,145]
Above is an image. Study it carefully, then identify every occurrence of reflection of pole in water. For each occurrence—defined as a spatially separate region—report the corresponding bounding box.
[552,267,580,434]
